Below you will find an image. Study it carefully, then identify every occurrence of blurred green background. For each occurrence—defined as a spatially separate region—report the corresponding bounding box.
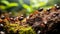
[0,0,60,16]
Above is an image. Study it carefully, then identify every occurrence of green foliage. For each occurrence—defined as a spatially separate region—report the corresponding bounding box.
[46,0,60,6]
[0,0,18,11]
[0,6,6,10]
[19,0,48,15]
[1,0,9,6]
[1,0,60,15]
[7,3,18,8]
[0,0,18,16]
